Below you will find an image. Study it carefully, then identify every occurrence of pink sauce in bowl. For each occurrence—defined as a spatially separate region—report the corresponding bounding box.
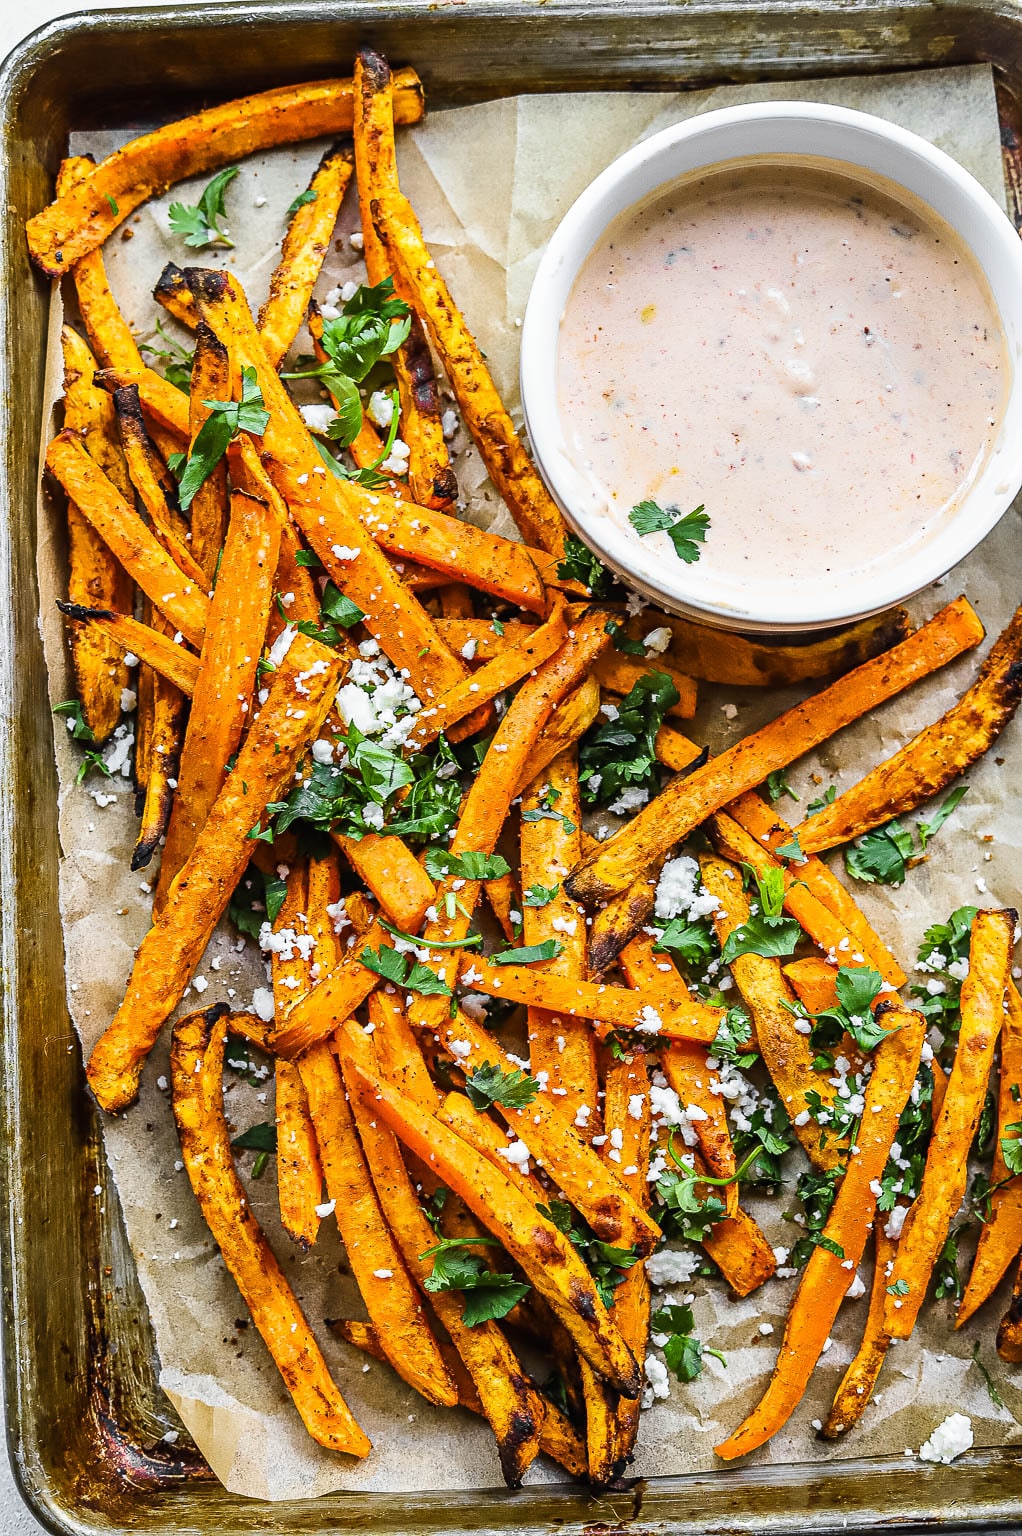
[557,157,1009,607]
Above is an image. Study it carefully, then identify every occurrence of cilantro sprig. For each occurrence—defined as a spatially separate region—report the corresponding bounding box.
[845,787,968,886]
[465,1062,540,1111]
[652,1303,726,1383]
[419,1237,529,1326]
[176,365,269,511]
[555,533,620,598]
[629,500,710,564]
[579,670,679,808]
[52,699,113,784]
[804,966,895,1055]
[168,166,239,250]
[720,865,801,964]
[139,319,194,392]
[424,850,511,882]
[360,943,452,998]
[537,1200,640,1307]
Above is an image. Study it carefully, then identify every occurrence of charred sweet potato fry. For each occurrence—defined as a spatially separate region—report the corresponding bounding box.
[820,1218,897,1439]
[703,1203,778,1298]
[958,980,1022,1326]
[353,49,456,510]
[95,364,191,439]
[28,71,425,274]
[86,633,343,1112]
[112,385,207,585]
[594,652,697,719]
[798,604,1022,854]
[884,908,1015,1339]
[348,1058,642,1397]
[372,189,566,554]
[157,487,282,902]
[566,598,985,910]
[46,430,210,649]
[716,1006,924,1458]
[997,1256,1022,1363]
[186,322,232,579]
[133,615,187,873]
[170,1006,370,1456]
[57,605,201,695]
[56,156,143,372]
[59,325,134,741]
[258,140,354,368]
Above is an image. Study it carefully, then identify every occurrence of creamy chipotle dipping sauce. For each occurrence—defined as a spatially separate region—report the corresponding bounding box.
[557,157,1009,596]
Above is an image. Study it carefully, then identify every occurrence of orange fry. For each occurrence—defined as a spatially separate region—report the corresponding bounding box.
[820,1217,897,1439]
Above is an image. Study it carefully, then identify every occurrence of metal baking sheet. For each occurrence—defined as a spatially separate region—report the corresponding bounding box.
[2,2,1022,1531]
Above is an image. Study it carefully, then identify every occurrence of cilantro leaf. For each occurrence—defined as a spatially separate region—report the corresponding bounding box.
[806,784,837,817]
[490,940,562,966]
[917,785,969,848]
[263,873,287,927]
[711,1006,758,1069]
[934,1225,964,1302]
[628,500,710,564]
[1001,1124,1022,1176]
[465,1062,540,1111]
[554,532,619,598]
[139,319,194,392]
[419,1237,529,1326]
[524,882,559,908]
[287,188,318,215]
[765,769,798,804]
[319,582,365,629]
[654,917,715,967]
[655,1171,727,1242]
[177,366,268,511]
[53,698,95,742]
[360,944,452,997]
[537,1201,640,1307]
[606,619,647,656]
[521,806,577,832]
[887,1278,910,1296]
[579,669,679,808]
[721,913,801,964]
[653,1305,727,1383]
[231,1121,277,1152]
[168,166,239,250]
[845,820,915,885]
[424,849,511,882]
[282,279,410,448]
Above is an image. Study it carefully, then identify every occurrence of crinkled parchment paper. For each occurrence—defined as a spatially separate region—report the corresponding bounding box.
[34,63,1021,1500]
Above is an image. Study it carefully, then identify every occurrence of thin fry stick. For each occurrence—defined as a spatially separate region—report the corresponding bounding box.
[726,792,906,985]
[112,385,208,586]
[511,677,602,798]
[372,189,567,554]
[798,604,1022,854]
[884,908,1015,1339]
[28,71,425,274]
[367,987,438,1108]
[184,267,476,720]
[715,1006,924,1459]
[95,364,191,438]
[521,751,598,1118]
[957,980,1022,1326]
[271,917,390,1060]
[700,852,844,1172]
[54,607,195,694]
[437,1091,550,1201]
[258,140,355,368]
[133,610,187,872]
[187,321,231,578]
[298,1038,458,1409]
[269,859,325,1251]
[348,1058,643,1396]
[566,598,986,909]
[820,1217,897,1439]
[46,430,210,648]
[59,324,134,741]
[484,871,518,942]
[56,155,143,372]
[354,49,456,510]
[407,599,568,751]
[86,633,343,1112]
[157,487,281,899]
[997,1255,1022,1362]
[170,1006,370,1455]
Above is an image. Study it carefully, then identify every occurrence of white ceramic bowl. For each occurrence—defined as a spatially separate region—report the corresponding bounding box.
[520,102,1022,633]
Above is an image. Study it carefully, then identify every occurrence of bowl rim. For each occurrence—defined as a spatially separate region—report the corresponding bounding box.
[520,99,1022,633]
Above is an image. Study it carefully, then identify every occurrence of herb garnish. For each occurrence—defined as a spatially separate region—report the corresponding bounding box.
[177,365,269,511]
[169,166,239,250]
[419,1237,529,1326]
[464,1062,540,1111]
[628,500,710,564]
[579,670,679,807]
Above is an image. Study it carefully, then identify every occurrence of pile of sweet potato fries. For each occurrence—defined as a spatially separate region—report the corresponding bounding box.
[29,48,1022,1486]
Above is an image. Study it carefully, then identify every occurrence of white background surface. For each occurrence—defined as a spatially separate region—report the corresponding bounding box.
[1,7,206,1530]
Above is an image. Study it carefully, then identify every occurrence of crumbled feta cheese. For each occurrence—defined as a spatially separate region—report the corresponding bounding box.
[299,403,336,434]
[441,408,459,440]
[609,786,650,815]
[919,1413,973,1464]
[885,1203,908,1240]
[367,390,396,429]
[315,1200,336,1218]
[251,987,275,1022]
[646,1247,701,1286]
[645,1354,670,1400]
[643,626,671,656]
[498,1139,531,1170]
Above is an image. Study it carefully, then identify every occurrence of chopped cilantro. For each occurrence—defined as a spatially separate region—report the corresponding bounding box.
[360,944,452,997]
[286,188,318,215]
[168,166,239,249]
[765,769,798,804]
[579,669,679,807]
[628,500,710,564]
[464,1062,540,1111]
[537,1200,640,1307]
[424,849,511,882]
[490,940,562,966]
[419,1237,529,1326]
[652,1303,727,1382]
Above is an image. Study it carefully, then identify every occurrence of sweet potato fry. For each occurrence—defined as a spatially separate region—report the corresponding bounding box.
[595,652,697,719]
[157,487,281,901]
[820,1217,897,1438]
[133,626,187,872]
[153,261,195,328]
[353,49,456,510]
[884,908,1015,1339]
[406,599,568,751]
[86,633,343,1112]
[997,1256,1022,1363]
[366,987,439,1107]
[484,871,518,942]
[112,385,208,586]
[170,1006,369,1455]
[28,71,425,274]
[957,981,1022,1326]
[460,957,722,1045]
[438,584,475,619]
[520,751,598,1116]
[57,605,201,695]
[183,267,476,718]
[655,724,706,774]
[46,431,210,648]
[339,1030,545,1486]
[588,868,664,978]
[268,859,325,1251]
[435,618,537,659]
[710,810,905,990]
[348,1058,642,1396]
[299,1037,458,1409]
[726,792,905,984]
[258,140,354,368]
[437,1091,549,1201]
[331,1317,586,1478]
[611,607,911,688]
[699,853,844,1172]
[271,914,390,1060]
[716,1005,924,1458]
[798,604,1022,854]
[703,1204,778,1298]
[186,322,232,578]
[372,189,567,554]
[332,833,436,934]
[512,677,602,798]
[362,497,548,615]
[95,364,191,439]
[56,156,144,372]
[566,598,986,909]
[60,324,134,742]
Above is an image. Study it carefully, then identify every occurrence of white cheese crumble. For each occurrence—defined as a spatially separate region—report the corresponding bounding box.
[919,1413,973,1464]
[646,1246,701,1286]
[299,403,336,434]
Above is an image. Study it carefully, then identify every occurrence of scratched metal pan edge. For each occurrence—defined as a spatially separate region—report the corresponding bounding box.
[1,1,1021,1531]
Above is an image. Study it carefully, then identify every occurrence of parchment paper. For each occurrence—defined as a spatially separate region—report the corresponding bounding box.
[36,63,1021,1500]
